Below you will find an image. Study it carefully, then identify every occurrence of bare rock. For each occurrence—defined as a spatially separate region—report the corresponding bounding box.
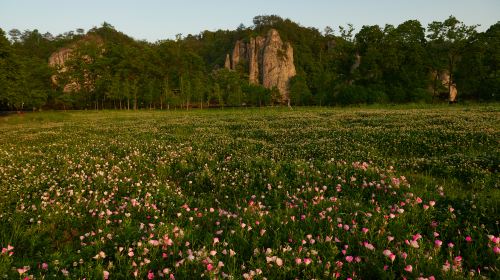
[439,71,458,102]
[229,29,296,104]
[224,54,231,69]
[48,35,103,93]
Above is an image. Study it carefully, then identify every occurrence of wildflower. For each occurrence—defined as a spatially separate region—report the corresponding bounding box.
[442,261,451,272]
[404,265,413,273]
[295,258,302,264]
[103,270,110,279]
[383,249,392,257]
[148,270,155,279]
[493,246,500,254]
[408,240,419,248]
[363,242,375,250]
[275,257,283,266]
[345,256,353,263]
[207,263,214,271]
[434,240,442,248]
[465,236,472,243]
[94,251,106,259]
[17,266,30,275]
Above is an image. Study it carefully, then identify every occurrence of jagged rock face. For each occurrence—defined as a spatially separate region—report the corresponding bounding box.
[224,54,231,69]
[248,36,265,84]
[262,29,296,104]
[232,40,247,70]
[48,35,103,93]
[228,29,296,104]
[439,71,458,102]
[49,48,79,92]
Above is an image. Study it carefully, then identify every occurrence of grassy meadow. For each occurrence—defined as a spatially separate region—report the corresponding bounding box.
[0,106,499,279]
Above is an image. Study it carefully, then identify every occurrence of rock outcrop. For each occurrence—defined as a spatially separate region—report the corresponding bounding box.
[48,35,103,93]
[49,47,78,92]
[224,54,231,69]
[430,70,458,102]
[227,29,296,104]
[439,71,458,103]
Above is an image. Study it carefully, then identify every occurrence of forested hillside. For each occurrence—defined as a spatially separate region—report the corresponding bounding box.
[0,15,499,110]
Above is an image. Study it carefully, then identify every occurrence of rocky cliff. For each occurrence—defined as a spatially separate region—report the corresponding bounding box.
[48,35,103,93]
[226,29,296,105]
[439,71,458,103]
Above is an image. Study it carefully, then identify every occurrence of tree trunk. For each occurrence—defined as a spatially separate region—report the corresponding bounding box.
[134,91,137,110]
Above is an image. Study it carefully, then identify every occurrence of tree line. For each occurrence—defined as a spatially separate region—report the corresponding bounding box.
[0,15,499,111]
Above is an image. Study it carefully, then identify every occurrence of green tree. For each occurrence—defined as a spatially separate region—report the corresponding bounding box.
[427,16,478,101]
[289,75,312,106]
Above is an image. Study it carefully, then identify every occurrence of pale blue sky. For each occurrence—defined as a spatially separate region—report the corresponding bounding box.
[1,0,498,41]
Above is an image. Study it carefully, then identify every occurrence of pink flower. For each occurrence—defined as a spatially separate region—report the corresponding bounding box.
[416,197,423,204]
[148,270,155,279]
[148,240,159,246]
[363,242,375,250]
[465,236,472,243]
[448,242,454,248]
[295,258,302,264]
[383,249,392,257]
[409,240,419,248]
[345,256,354,263]
[213,237,219,245]
[103,270,110,279]
[17,267,29,275]
[434,240,442,248]
[404,265,413,273]
[493,246,500,254]
[207,263,214,271]
[429,201,436,207]
[362,228,369,234]
[304,258,312,265]
[491,236,499,244]
[41,263,48,270]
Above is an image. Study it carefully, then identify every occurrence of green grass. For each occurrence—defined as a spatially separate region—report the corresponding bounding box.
[0,106,499,279]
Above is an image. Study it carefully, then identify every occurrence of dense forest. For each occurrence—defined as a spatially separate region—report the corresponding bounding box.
[0,15,499,110]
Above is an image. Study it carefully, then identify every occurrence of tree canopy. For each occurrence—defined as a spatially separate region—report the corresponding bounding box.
[1,16,498,110]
